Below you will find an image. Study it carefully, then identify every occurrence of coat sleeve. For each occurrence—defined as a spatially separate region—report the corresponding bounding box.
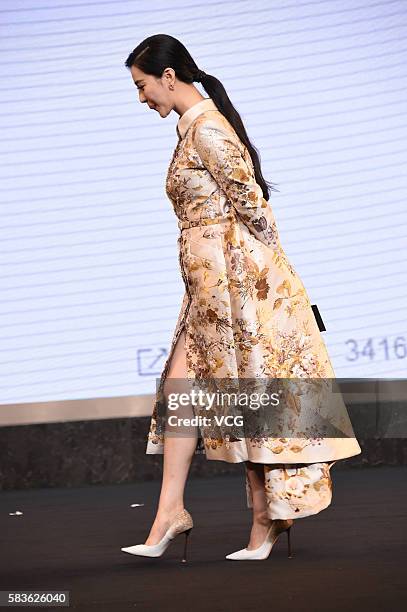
[193,118,280,250]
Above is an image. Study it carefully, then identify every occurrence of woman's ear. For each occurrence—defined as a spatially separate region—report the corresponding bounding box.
[162,67,176,88]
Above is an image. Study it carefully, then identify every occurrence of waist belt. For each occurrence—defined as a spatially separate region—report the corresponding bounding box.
[178,213,234,230]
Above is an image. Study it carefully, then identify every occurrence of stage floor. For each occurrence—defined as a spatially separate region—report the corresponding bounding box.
[0,466,406,611]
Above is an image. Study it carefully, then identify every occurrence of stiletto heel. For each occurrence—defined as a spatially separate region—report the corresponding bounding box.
[286,525,293,558]
[226,519,294,561]
[181,527,192,563]
[121,509,194,560]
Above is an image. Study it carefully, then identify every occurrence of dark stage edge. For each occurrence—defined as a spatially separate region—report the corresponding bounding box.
[0,466,406,612]
[1,412,407,491]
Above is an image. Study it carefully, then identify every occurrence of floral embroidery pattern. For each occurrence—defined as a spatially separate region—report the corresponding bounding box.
[262,462,335,519]
[146,102,361,478]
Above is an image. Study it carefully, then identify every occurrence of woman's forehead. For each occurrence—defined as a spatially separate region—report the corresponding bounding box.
[130,66,146,80]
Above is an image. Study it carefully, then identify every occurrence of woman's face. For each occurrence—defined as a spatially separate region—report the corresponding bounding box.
[130,65,172,117]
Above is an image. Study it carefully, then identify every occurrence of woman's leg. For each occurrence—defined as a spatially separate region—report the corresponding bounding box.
[144,329,198,545]
[244,461,273,549]
[245,461,293,549]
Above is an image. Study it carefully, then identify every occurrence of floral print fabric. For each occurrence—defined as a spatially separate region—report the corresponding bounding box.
[146,98,362,474]
[246,461,337,519]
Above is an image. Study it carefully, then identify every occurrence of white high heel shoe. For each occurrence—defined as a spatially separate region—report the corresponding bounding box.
[226,519,294,561]
[121,509,193,563]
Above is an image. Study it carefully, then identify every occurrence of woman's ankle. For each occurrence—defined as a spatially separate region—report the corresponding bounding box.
[253,509,271,526]
[156,504,184,519]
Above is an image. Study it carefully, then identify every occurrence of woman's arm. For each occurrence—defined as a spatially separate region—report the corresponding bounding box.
[192,117,280,250]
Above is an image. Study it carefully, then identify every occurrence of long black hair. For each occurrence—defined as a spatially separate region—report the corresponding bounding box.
[124,34,279,200]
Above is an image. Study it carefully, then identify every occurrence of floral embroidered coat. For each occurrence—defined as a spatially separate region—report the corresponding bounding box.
[146,97,361,471]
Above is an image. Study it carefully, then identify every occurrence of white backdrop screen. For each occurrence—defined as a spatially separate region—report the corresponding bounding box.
[1,0,406,406]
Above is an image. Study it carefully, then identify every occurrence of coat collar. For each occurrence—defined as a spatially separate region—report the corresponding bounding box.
[176,97,218,139]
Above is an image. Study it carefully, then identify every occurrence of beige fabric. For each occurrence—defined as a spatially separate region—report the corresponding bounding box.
[146,98,362,471]
[247,461,337,519]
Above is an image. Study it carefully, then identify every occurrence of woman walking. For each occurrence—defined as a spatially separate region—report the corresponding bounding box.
[121,34,361,562]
